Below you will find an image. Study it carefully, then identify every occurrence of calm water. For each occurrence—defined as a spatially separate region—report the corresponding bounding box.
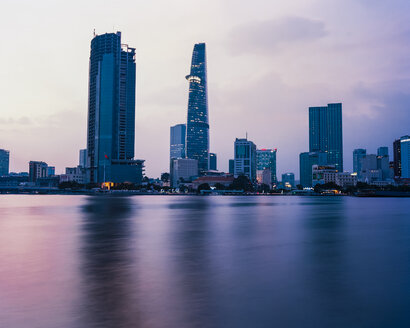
[0,195,409,328]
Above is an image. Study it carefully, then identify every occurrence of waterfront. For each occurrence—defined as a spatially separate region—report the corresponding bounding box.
[0,195,410,327]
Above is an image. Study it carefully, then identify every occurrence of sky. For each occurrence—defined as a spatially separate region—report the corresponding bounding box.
[1,0,410,179]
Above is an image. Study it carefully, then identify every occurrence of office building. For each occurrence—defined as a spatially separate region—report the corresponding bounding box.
[309,103,343,172]
[335,172,357,188]
[29,161,49,182]
[377,147,388,157]
[312,165,337,186]
[360,154,391,183]
[229,159,234,175]
[0,149,10,176]
[256,168,272,187]
[186,43,209,173]
[170,158,198,188]
[47,166,55,176]
[256,149,277,184]
[394,136,410,177]
[282,173,295,188]
[170,124,186,160]
[79,149,87,168]
[86,31,144,184]
[353,149,366,175]
[234,138,257,182]
[299,151,328,187]
[209,153,217,171]
[60,166,87,185]
[401,136,410,178]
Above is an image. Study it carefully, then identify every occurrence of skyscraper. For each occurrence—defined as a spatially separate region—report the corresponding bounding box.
[282,173,295,188]
[401,136,410,178]
[393,138,402,177]
[309,103,343,172]
[0,149,10,176]
[86,31,143,184]
[299,151,328,187]
[234,138,257,182]
[170,124,186,160]
[353,148,366,174]
[186,43,209,173]
[209,153,217,171]
[377,147,388,157]
[256,149,277,184]
[79,149,87,168]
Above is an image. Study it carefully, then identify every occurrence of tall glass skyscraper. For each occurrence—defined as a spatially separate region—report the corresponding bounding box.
[86,31,143,184]
[186,43,209,173]
[0,149,10,176]
[170,124,186,160]
[309,103,343,172]
[256,149,277,184]
[353,148,366,174]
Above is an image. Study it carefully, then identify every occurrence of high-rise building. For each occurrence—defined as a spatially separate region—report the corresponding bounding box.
[309,103,343,172]
[256,149,277,184]
[29,161,48,182]
[394,136,410,177]
[282,173,295,188]
[0,149,10,176]
[170,158,199,188]
[353,148,366,175]
[229,159,234,175]
[401,136,410,178]
[209,153,217,171]
[377,147,389,157]
[170,124,186,160]
[86,31,144,184]
[299,151,328,187]
[234,138,257,182]
[186,43,209,173]
[79,149,87,168]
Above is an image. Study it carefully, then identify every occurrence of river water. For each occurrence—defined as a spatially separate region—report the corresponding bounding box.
[0,195,409,327]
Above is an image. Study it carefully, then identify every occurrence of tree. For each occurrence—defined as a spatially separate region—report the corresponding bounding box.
[160,172,170,182]
[296,184,303,190]
[197,183,211,193]
[58,181,83,190]
[231,175,253,192]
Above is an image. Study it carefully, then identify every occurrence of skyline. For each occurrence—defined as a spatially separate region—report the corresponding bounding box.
[1,0,410,179]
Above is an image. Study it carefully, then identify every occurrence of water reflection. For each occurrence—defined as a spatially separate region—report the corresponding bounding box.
[77,196,139,328]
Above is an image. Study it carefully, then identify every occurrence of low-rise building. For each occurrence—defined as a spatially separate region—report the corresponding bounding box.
[192,175,234,190]
[312,165,337,186]
[335,172,357,188]
[60,166,87,184]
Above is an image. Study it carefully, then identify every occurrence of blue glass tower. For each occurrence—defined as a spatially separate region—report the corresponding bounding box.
[186,43,209,173]
[309,103,343,172]
[87,31,143,184]
[170,124,186,160]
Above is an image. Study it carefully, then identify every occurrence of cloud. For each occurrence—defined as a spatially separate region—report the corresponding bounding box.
[227,16,327,55]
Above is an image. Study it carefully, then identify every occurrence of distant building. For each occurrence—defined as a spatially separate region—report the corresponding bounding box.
[0,149,10,176]
[170,158,198,188]
[312,165,337,186]
[234,138,257,182]
[186,43,209,173]
[79,149,87,168]
[192,175,234,190]
[29,161,49,182]
[60,166,87,184]
[360,154,391,184]
[229,159,234,175]
[256,148,277,184]
[209,153,217,171]
[401,136,410,178]
[299,151,327,187]
[335,172,357,188]
[377,147,388,157]
[309,103,343,172]
[393,138,403,177]
[170,124,186,160]
[256,168,272,187]
[282,173,295,188]
[353,149,366,175]
[47,166,55,177]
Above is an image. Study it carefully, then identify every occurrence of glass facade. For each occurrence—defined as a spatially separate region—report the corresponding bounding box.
[353,148,366,174]
[170,124,186,160]
[256,149,277,183]
[299,151,328,187]
[0,149,10,176]
[401,137,410,178]
[209,153,217,170]
[186,43,209,173]
[309,103,343,172]
[234,138,257,181]
[87,32,141,183]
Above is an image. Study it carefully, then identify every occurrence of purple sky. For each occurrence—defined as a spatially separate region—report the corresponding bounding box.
[1,0,409,179]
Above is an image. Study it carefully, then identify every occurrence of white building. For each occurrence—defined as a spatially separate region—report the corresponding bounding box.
[335,172,357,188]
[60,166,87,184]
[312,165,337,186]
[171,158,198,187]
